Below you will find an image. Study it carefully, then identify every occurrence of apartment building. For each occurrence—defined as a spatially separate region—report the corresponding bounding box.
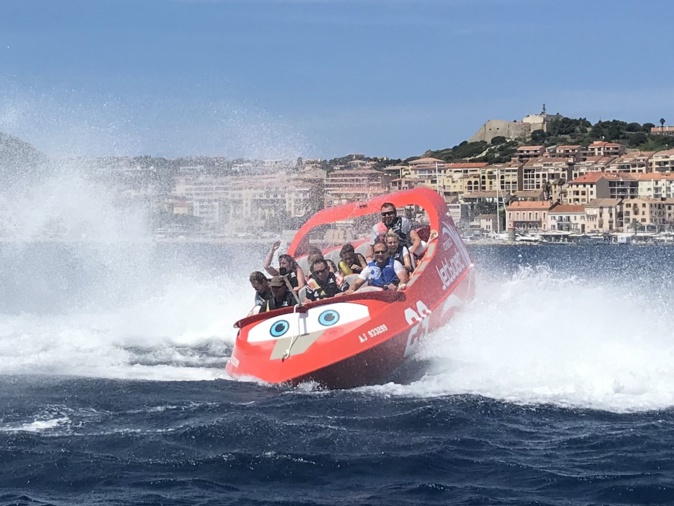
[622,197,671,231]
[584,198,623,233]
[323,168,392,207]
[506,200,554,231]
[548,204,586,233]
[550,144,584,162]
[649,149,674,172]
[607,151,654,174]
[521,157,572,193]
[407,157,447,186]
[571,156,616,179]
[439,162,488,195]
[587,141,626,158]
[512,145,545,164]
[174,173,322,232]
[483,163,521,193]
[634,173,674,199]
[390,177,424,193]
[566,173,637,205]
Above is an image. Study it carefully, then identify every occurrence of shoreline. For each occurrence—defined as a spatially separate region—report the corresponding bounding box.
[1,236,672,247]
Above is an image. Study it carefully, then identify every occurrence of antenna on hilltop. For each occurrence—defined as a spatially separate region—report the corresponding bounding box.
[541,103,546,115]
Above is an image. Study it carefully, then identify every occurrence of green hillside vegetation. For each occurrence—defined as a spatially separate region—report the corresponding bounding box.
[421,117,674,164]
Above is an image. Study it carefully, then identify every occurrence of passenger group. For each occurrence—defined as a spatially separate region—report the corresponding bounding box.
[248,202,432,314]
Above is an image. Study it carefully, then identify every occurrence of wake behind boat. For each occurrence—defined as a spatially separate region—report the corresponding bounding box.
[225,188,475,388]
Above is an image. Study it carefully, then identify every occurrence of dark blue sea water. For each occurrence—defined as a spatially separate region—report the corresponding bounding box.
[3,243,674,505]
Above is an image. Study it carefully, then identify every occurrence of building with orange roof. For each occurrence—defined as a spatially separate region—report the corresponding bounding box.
[550,144,585,162]
[506,200,554,232]
[548,204,586,233]
[445,162,489,178]
[632,172,674,199]
[566,172,637,204]
[587,141,626,158]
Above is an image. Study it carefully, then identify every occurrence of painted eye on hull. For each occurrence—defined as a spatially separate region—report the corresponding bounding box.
[318,309,340,327]
[270,320,290,337]
[247,302,370,344]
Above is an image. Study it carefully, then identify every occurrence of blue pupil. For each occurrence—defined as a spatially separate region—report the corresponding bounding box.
[318,310,340,326]
[270,320,290,337]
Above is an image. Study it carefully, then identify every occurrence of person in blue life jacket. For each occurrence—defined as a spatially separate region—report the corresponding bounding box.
[305,258,349,301]
[345,241,409,294]
[259,275,297,313]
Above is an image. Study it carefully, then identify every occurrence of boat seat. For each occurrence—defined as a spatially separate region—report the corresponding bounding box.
[343,273,360,288]
[297,286,307,304]
[355,242,370,258]
[297,257,310,274]
[325,249,342,268]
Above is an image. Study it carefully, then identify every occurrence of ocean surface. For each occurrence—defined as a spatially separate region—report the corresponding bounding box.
[2,241,674,505]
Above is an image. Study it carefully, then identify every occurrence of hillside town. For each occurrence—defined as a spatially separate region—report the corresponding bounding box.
[3,113,674,244]
[137,115,674,244]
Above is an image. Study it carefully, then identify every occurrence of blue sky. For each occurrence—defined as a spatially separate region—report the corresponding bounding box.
[1,0,672,160]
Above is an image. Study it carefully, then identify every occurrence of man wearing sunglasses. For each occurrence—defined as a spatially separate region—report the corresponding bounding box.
[368,202,421,261]
[346,241,408,294]
[305,259,349,301]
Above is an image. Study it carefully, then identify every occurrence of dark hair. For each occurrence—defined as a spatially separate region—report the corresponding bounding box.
[380,202,396,212]
[311,258,327,273]
[308,246,323,257]
[307,252,322,266]
[340,243,355,256]
[278,254,298,271]
[249,271,267,283]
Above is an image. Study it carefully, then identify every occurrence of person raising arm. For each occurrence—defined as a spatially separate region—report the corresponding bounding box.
[263,241,306,295]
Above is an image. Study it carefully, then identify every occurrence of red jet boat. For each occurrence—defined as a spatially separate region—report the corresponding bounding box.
[226,188,475,388]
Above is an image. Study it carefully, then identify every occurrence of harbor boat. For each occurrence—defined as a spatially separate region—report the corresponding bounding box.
[225,188,475,388]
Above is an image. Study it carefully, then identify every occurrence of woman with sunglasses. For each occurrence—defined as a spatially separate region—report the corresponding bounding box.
[384,231,413,273]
